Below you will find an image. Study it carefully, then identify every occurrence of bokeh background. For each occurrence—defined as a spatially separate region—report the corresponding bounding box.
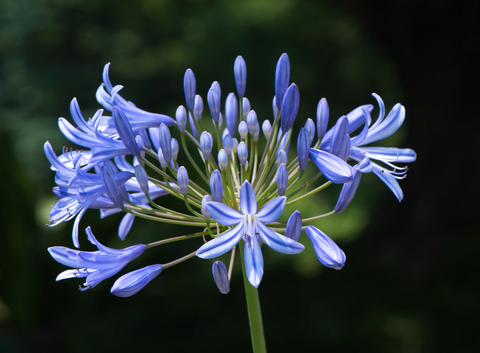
[0,0,477,352]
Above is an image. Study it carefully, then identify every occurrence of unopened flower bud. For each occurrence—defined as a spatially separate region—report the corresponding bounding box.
[134,164,149,195]
[212,261,230,294]
[237,142,248,165]
[159,123,172,163]
[194,94,203,120]
[280,83,300,133]
[226,93,238,137]
[200,131,213,160]
[176,105,187,132]
[305,226,346,270]
[184,69,196,111]
[171,138,179,162]
[246,110,257,135]
[234,56,247,97]
[222,133,234,155]
[275,53,290,110]
[262,120,272,139]
[208,82,221,122]
[111,264,163,298]
[157,148,167,169]
[238,121,248,140]
[242,97,251,120]
[218,149,228,170]
[316,98,329,140]
[177,166,189,194]
[285,210,302,241]
[210,170,223,202]
[297,127,309,171]
[304,118,315,146]
[276,149,287,165]
[202,195,212,221]
[276,163,288,196]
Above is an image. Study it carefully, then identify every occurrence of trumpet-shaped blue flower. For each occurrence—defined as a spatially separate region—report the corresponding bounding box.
[48,227,145,291]
[197,181,304,287]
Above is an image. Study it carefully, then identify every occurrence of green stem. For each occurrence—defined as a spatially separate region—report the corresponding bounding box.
[239,241,267,353]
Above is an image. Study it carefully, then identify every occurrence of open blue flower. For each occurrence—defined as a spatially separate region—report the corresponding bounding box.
[196,181,304,287]
[48,227,145,291]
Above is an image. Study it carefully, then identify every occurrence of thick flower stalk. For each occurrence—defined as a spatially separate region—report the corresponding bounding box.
[45,53,416,353]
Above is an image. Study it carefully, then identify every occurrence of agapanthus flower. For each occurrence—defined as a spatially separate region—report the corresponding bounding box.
[48,227,145,290]
[196,181,304,287]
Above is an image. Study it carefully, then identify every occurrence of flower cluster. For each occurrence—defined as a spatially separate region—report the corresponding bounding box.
[46,53,416,296]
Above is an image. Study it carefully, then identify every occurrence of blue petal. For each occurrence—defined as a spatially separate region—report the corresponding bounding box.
[240,181,257,215]
[118,213,135,240]
[359,147,417,163]
[334,165,362,213]
[361,103,405,145]
[257,222,304,255]
[255,197,286,223]
[113,106,142,157]
[48,247,81,268]
[372,164,404,201]
[305,226,346,270]
[308,149,353,184]
[243,234,264,288]
[206,202,243,226]
[196,223,244,259]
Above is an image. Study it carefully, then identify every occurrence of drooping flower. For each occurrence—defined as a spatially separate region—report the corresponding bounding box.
[197,181,304,287]
[111,264,163,297]
[48,227,145,290]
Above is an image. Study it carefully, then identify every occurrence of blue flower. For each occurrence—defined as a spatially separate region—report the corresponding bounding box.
[48,227,145,291]
[305,226,346,270]
[197,181,304,287]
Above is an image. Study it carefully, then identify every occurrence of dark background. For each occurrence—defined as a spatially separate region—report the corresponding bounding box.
[0,0,478,352]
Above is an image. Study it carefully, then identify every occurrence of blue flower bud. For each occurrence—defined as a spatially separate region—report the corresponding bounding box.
[275,53,290,110]
[222,133,234,155]
[253,122,260,141]
[171,138,179,162]
[330,116,350,161]
[272,96,278,118]
[280,83,300,133]
[111,264,163,298]
[202,195,213,221]
[243,97,251,120]
[176,105,187,132]
[316,98,329,140]
[285,210,302,241]
[276,163,288,196]
[218,149,228,171]
[238,121,248,140]
[158,148,167,169]
[305,226,346,270]
[134,164,149,195]
[218,112,223,129]
[276,149,287,165]
[200,131,213,160]
[210,170,223,202]
[278,129,291,155]
[234,56,247,96]
[304,118,315,146]
[194,94,203,120]
[334,165,362,213]
[297,127,309,171]
[184,69,196,111]
[159,123,172,163]
[212,261,230,294]
[225,93,238,137]
[232,138,239,153]
[246,110,257,134]
[262,120,272,139]
[207,82,221,122]
[237,141,248,165]
[177,166,189,194]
